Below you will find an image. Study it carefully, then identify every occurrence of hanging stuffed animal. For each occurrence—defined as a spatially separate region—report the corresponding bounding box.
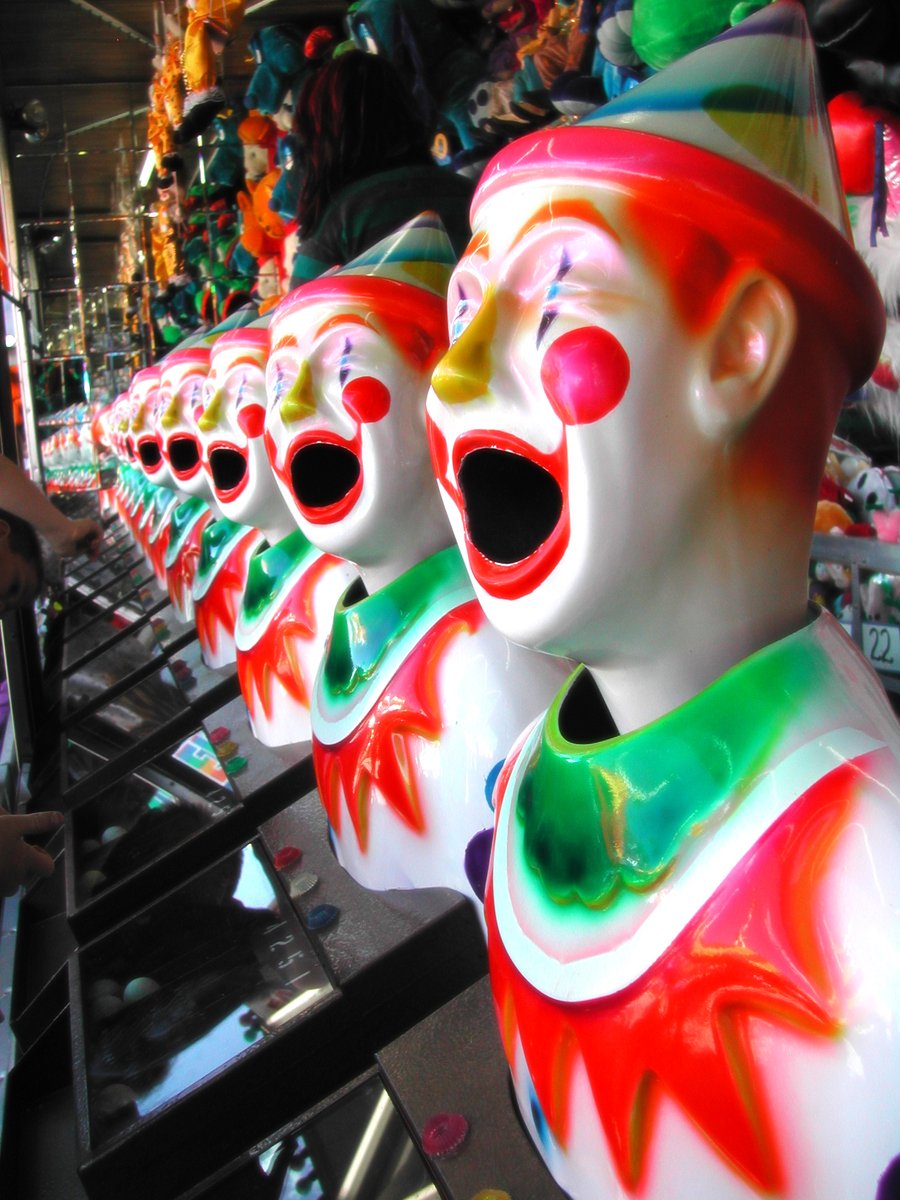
[244,25,308,118]
[177,0,248,142]
[237,109,277,184]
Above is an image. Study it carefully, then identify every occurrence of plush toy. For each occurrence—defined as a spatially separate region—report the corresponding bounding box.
[304,25,336,62]
[205,109,246,191]
[178,0,248,142]
[237,110,277,183]
[148,36,183,185]
[814,498,853,534]
[631,0,770,69]
[269,134,303,223]
[251,168,285,244]
[347,0,486,149]
[590,0,645,100]
[235,184,282,300]
[244,25,309,117]
[847,464,898,521]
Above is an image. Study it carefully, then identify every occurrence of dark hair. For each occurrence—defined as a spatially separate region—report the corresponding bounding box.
[0,507,44,592]
[295,51,432,236]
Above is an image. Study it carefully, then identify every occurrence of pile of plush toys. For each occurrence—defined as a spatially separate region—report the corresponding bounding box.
[91,6,900,1199]
[137,1,900,352]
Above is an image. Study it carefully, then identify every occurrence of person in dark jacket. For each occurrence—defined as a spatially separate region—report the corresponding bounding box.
[289,51,474,287]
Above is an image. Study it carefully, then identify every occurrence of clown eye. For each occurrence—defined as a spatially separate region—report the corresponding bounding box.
[449,284,482,345]
[536,308,557,349]
[272,362,288,403]
[339,337,352,387]
[537,250,573,348]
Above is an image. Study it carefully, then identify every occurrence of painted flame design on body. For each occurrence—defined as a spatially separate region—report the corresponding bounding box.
[314,601,483,851]
[486,753,871,1194]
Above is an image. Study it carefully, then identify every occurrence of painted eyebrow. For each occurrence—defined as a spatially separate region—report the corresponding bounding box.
[464,229,490,259]
[450,282,468,307]
[510,198,621,251]
[536,249,573,349]
[314,313,375,340]
[221,354,264,370]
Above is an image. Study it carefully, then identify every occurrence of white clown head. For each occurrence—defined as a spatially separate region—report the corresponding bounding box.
[198,317,295,542]
[159,345,216,502]
[129,364,172,488]
[426,3,884,729]
[264,213,456,591]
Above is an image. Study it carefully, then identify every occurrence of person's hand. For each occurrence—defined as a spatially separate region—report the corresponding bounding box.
[47,516,103,560]
[0,809,64,896]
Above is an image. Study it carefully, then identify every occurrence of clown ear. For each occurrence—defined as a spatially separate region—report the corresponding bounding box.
[695,270,796,439]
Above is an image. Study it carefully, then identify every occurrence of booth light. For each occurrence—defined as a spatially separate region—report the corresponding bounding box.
[197,136,206,185]
[138,149,155,188]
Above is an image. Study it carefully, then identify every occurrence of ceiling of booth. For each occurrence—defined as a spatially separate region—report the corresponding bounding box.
[0,0,345,292]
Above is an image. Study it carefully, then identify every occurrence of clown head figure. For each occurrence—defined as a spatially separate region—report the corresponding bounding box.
[428,5,900,1200]
[198,317,295,543]
[109,389,142,536]
[130,365,172,490]
[110,391,134,465]
[159,344,217,502]
[265,214,455,593]
[129,363,180,573]
[156,344,220,620]
[159,337,266,668]
[264,215,570,901]
[427,2,883,732]
[195,314,355,745]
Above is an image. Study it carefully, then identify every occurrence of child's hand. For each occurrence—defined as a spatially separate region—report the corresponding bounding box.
[0,809,64,896]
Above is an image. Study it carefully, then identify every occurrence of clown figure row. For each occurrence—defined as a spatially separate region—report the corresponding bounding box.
[103,211,569,915]
[98,5,899,1195]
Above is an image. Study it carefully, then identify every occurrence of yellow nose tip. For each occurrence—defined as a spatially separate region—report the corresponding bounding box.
[197,389,223,432]
[430,287,498,406]
[160,396,179,429]
[279,360,316,423]
[130,406,145,434]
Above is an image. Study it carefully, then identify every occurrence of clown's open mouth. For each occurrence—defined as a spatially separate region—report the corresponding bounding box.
[137,439,162,470]
[290,442,361,521]
[209,446,247,495]
[167,436,201,476]
[459,448,563,564]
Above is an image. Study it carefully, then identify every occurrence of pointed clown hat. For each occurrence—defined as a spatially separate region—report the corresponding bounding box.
[472,0,884,389]
[271,212,456,366]
[209,312,271,370]
[158,302,264,377]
